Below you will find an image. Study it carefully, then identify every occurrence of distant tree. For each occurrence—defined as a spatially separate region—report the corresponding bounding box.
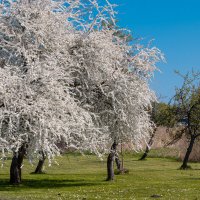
[153,102,177,127]
[139,101,177,160]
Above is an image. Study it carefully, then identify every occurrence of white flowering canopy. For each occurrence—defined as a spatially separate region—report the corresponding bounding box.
[0,0,163,161]
[0,0,112,160]
[69,30,164,149]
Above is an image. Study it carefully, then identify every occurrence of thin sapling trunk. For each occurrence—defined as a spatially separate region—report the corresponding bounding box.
[117,142,129,174]
[121,142,124,170]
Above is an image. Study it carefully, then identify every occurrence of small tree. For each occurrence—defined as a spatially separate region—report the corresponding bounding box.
[171,71,200,169]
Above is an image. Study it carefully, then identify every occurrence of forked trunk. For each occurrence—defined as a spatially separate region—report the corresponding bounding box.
[10,145,26,184]
[34,151,46,174]
[180,135,196,169]
[111,141,121,170]
[115,153,121,170]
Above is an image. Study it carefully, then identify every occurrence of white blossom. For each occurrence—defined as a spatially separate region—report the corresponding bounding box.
[0,0,163,163]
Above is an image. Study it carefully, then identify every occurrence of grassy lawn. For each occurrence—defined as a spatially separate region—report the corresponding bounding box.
[1,153,200,200]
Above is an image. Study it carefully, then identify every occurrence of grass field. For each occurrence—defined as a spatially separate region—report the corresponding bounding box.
[1,153,200,200]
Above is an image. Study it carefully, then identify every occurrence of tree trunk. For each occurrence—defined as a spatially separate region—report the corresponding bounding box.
[139,130,156,161]
[34,151,46,174]
[115,153,121,170]
[10,153,21,184]
[10,145,26,184]
[139,146,150,161]
[106,151,115,181]
[111,141,121,170]
[180,135,196,169]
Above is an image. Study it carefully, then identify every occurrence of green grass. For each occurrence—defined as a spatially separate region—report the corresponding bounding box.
[146,147,180,160]
[1,153,200,200]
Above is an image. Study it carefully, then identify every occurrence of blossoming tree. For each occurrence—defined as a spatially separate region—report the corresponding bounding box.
[68,28,163,180]
[0,0,163,183]
[0,0,109,184]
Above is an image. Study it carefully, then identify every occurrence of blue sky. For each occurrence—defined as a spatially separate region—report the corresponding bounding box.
[1,0,199,101]
[110,0,200,102]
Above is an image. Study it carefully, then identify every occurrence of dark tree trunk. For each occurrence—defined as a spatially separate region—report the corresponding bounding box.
[139,130,156,161]
[34,159,45,174]
[111,141,121,170]
[180,135,196,169]
[106,151,115,181]
[10,153,21,184]
[106,141,121,180]
[34,151,46,174]
[139,147,150,161]
[10,145,26,184]
[115,153,121,170]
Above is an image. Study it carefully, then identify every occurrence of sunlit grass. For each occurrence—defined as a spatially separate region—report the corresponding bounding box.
[0,152,200,199]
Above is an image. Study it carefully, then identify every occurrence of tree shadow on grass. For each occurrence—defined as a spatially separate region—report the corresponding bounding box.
[176,177,200,182]
[189,168,200,171]
[0,178,103,191]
